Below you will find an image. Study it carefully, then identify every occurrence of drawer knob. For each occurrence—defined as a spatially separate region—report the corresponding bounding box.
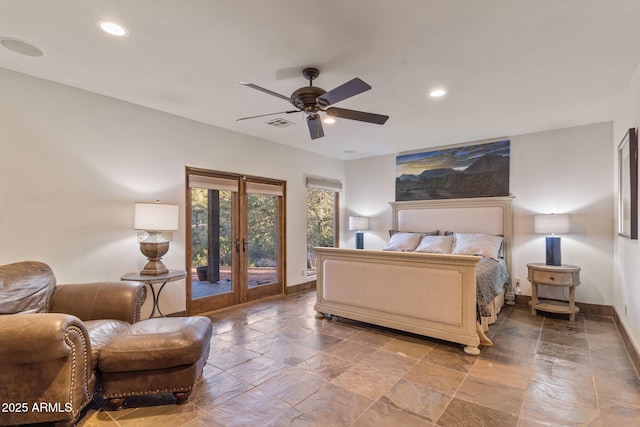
[549,276,555,280]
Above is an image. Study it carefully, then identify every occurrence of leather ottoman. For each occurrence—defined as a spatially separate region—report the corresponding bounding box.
[99,316,212,409]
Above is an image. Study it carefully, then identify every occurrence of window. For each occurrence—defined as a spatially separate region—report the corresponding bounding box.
[306,177,341,276]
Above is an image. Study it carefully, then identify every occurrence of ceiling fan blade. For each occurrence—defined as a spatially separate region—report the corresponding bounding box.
[239,82,292,102]
[316,78,371,107]
[236,110,299,121]
[326,107,389,125]
[306,114,324,140]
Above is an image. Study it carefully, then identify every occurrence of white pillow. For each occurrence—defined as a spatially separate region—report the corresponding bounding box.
[414,235,454,254]
[451,233,504,260]
[382,232,423,251]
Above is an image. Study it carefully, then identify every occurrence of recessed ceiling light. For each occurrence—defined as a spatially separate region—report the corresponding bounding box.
[323,117,336,124]
[0,38,43,57]
[430,89,446,98]
[98,21,129,37]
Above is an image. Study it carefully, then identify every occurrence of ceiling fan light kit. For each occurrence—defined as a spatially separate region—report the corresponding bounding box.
[238,67,389,140]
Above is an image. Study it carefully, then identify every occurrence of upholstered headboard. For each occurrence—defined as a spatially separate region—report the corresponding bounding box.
[389,196,514,301]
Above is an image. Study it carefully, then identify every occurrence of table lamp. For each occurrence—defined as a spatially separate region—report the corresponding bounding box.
[134,202,179,275]
[534,213,570,266]
[349,216,370,249]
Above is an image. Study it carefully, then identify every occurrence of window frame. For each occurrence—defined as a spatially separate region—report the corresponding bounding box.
[305,177,341,277]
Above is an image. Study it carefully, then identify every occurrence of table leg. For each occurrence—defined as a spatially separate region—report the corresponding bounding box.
[155,281,168,317]
[531,282,538,316]
[569,285,576,321]
[148,284,158,319]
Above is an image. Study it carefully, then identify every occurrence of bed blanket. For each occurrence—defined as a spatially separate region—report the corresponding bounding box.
[477,257,509,317]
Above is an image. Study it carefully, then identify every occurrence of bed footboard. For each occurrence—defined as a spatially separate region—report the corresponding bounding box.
[313,247,483,355]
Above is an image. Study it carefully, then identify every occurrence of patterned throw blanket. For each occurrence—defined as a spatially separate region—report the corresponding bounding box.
[476,257,510,318]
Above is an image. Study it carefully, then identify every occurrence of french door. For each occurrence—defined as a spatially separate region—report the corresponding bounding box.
[186,167,285,314]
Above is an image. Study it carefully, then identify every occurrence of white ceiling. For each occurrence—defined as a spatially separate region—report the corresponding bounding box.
[2,1,640,160]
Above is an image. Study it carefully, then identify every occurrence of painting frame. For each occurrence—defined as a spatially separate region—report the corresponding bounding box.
[395,138,510,201]
[618,128,638,239]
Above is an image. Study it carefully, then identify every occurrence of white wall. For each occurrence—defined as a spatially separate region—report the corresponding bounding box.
[510,123,614,303]
[343,154,396,249]
[613,61,640,353]
[0,68,344,316]
[345,122,614,306]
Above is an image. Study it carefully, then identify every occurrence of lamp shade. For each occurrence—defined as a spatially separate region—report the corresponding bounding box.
[134,203,179,231]
[534,214,570,235]
[348,216,370,231]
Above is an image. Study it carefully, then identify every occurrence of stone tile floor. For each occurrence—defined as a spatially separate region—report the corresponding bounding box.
[56,291,640,425]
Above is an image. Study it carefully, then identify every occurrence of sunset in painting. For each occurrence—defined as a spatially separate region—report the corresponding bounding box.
[396,140,510,201]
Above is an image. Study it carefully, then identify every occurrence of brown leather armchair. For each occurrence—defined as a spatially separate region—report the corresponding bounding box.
[0,261,146,427]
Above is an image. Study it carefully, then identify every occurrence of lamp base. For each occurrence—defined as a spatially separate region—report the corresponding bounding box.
[545,236,561,266]
[139,240,170,276]
[355,231,364,250]
[140,260,169,276]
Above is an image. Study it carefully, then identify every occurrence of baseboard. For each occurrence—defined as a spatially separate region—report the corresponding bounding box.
[285,280,316,295]
[514,295,639,375]
[613,308,640,378]
[575,301,613,317]
[513,295,613,316]
[165,310,187,317]
[151,310,186,318]
[180,282,316,318]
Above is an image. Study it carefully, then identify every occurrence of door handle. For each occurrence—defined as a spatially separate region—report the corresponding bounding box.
[235,239,241,253]
[242,238,248,252]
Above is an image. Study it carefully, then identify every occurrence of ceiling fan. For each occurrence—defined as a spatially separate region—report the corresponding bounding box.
[237,67,389,140]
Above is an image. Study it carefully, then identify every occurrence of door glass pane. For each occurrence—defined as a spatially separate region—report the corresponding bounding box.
[247,193,278,288]
[191,188,233,298]
[306,189,336,275]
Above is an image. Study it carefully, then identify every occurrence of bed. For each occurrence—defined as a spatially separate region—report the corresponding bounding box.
[314,196,514,355]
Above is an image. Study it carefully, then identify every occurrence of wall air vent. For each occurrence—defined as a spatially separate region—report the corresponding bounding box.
[265,118,295,128]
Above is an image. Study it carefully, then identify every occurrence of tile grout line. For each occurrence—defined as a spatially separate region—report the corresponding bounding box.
[514,306,541,425]
[584,317,602,415]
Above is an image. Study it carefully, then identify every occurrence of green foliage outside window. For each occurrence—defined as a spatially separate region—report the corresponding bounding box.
[191,189,277,268]
[191,188,232,267]
[191,188,209,267]
[247,193,277,267]
[192,186,334,275]
[307,189,336,272]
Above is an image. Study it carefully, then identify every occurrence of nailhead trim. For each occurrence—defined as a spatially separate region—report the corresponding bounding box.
[64,325,90,418]
[134,286,147,322]
[103,385,193,399]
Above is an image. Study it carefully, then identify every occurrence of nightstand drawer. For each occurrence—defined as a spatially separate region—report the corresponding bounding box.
[531,269,574,285]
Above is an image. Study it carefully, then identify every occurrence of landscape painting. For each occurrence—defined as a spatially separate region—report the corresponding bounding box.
[396,139,510,201]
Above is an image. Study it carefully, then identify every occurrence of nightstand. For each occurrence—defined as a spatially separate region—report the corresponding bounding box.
[527,263,581,321]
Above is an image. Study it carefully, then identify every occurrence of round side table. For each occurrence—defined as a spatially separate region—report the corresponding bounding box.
[121,270,187,318]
